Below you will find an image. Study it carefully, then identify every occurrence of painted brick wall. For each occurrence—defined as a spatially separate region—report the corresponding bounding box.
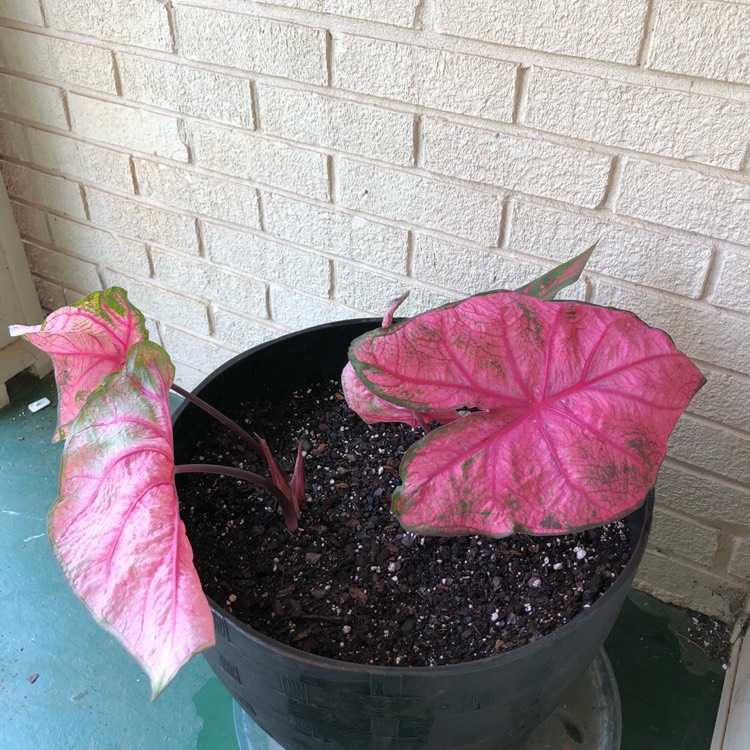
[0,0,748,621]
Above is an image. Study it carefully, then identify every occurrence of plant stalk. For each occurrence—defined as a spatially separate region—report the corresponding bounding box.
[171,383,263,458]
[174,463,289,507]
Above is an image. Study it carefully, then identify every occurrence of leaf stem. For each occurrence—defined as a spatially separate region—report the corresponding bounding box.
[170,383,263,458]
[174,463,289,507]
[413,411,432,434]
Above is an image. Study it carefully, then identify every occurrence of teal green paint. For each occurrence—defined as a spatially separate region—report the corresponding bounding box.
[0,373,726,750]
[605,589,726,750]
[0,373,236,750]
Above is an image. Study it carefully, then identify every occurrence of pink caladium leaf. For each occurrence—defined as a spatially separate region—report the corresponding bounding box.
[10,287,148,442]
[515,243,596,300]
[49,341,214,698]
[341,361,459,428]
[342,290,460,428]
[349,291,705,536]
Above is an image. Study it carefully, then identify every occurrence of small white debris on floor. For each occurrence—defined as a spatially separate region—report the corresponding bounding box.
[28,397,51,413]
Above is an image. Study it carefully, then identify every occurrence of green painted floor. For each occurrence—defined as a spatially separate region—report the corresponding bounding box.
[0,372,728,750]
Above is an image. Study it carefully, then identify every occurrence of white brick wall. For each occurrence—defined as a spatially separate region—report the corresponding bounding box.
[118,54,254,128]
[333,35,517,121]
[337,157,500,243]
[267,0,418,27]
[1,0,749,620]
[432,0,647,64]
[649,0,750,85]
[257,84,413,165]
[177,7,327,84]
[43,0,173,52]
[0,28,117,95]
[421,117,611,206]
[192,122,329,200]
[0,74,68,129]
[524,67,750,169]
[0,0,44,25]
[134,159,261,229]
[28,129,133,192]
[68,95,189,162]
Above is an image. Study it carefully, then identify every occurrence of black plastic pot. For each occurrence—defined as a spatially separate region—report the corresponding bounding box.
[173,320,654,750]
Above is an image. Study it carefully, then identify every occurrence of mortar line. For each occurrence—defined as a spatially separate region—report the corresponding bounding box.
[497,196,512,249]
[512,66,530,124]
[111,51,124,97]
[412,113,422,168]
[249,79,260,131]
[598,155,626,212]
[636,0,658,67]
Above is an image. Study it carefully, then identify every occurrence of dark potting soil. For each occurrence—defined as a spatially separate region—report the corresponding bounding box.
[178,378,632,667]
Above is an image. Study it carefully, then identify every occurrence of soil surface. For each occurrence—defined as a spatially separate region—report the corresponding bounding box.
[178,379,633,667]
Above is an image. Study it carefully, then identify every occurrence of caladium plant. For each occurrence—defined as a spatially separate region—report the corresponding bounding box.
[9,287,305,698]
[345,248,705,537]
[10,245,705,700]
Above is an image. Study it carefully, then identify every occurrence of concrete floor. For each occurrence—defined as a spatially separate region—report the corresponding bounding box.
[0,372,728,749]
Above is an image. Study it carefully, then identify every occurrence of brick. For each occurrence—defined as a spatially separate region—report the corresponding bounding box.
[47,214,150,277]
[728,538,750,579]
[509,201,712,298]
[525,67,750,170]
[192,122,328,201]
[1,161,85,218]
[150,246,267,319]
[667,416,750,486]
[0,28,116,94]
[618,160,750,246]
[422,118,610,208]
[212,307,282,351]
[160,324,238,374]
[0,74,67,129]
[592,282,750,376]
[649,508,718,567]
[33,276,66,311]
[709,249,750,316]
[649,0,750,85]
[118,54,253,128]
[177,6,327,85]
[657,463,750,529]
[413,235,554,296]
[635,550,740,621]
[0,0,44,24]
[433,0,647,64]
[23,242,100,292]
[334,261,456,316]
[202,221,330,295]
[336,158,500,244]
[269,285,360,329]
[334,35,516,122]
[690,367,750,434]
[172,360,210,391]
[86,188,199,254]
[258,84,413,165]
[263,192,408,272]
[11,201,50,243]
[102,269,210,334]
[134,159,261,229]
[68,94,188,162]
[44,0,172,52]
[269,0,418,26]
[27,129,133,192]
[0,119,30,161]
